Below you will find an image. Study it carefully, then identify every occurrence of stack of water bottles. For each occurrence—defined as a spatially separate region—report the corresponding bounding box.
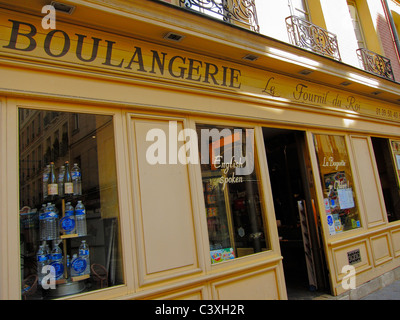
[39,200,87,240]
[37,160,90,287]
[36,239,91,287]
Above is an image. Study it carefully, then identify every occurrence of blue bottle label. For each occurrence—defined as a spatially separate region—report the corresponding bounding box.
[52,253,62,260]
[48,211,58,218]
[72,257,87,275]
[60,216,75,232]
[37,255,47,262]
[50,261,64,279]
[72,172,81,179]
[65,210,74,217]
[79,249,89,256]
[75,209,85,216]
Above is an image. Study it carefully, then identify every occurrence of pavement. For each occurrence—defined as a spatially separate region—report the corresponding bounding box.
[361,279,400,300]
[310,279,400,300]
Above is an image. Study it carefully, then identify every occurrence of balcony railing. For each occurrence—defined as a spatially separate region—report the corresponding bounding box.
[286,15,341,61]
[179,0,259,33]
[356,48,395,81]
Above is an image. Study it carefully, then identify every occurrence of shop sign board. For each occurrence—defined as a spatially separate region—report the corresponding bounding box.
[0,9,399,123]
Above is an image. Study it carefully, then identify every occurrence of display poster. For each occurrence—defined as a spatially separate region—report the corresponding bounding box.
[337,188,355,210]
[326,214,336,235]
[210,248,235,264]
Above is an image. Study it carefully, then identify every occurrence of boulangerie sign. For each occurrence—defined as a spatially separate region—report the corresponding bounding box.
[1,8,399,123]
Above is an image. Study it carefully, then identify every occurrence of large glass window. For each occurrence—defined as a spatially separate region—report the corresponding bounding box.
[371,138,400,222]
[313,134,361,234]
[19,108,123,300]
[196,124,270,264]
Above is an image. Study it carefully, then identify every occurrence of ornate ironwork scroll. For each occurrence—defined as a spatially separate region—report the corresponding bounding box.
[180,0,259,33]
[357,48,395,81]
[286,15,341,61]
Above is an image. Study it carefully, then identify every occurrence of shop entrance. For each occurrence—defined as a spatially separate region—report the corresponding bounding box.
[262,128,329,299]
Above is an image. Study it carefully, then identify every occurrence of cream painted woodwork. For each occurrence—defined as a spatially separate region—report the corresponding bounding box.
[350,136,387,227]
[128,115,201,286]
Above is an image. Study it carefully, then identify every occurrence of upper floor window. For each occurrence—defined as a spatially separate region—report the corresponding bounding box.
[289,0,310,21]
[348,1,366,49]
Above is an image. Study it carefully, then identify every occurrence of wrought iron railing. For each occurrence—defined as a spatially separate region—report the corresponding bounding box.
[179,0,259,33]
[356,48,395,81]
[286,15,341,61]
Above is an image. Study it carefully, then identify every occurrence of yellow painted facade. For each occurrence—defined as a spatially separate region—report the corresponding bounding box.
[1,0,400,300]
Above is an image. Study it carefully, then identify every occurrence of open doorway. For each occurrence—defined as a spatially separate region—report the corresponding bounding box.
[262,127,329,299]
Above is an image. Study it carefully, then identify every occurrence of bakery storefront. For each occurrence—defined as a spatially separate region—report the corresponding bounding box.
[1,5,400,300]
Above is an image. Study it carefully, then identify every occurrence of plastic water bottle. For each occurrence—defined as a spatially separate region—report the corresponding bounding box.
[42,165,50,200]
[57,165,65,197]
[36,245,49,286]
[44,241,51,262]
[39,204,47,241]
[75,201,87,236]
[45,203,59,240]
[60,202,75,235]
[79,240,90,276]
[66,255,71,280]
[50,241,64,281]
[71,163,82,195]
[71,254,86,277]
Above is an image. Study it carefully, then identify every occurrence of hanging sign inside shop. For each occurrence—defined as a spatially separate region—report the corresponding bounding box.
[0,9,399,123]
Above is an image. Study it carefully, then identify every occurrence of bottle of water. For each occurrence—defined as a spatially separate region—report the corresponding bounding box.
[50,241,64,281]
[79,240,90,276]
[42,165,50,200]
[45,203,59,240]
[60,202,75,235]
[71,163,82,195]
[57,165,65,197]
[66,255,71,280]
[71,253,86,277]
[39,204,47,241]
[75,201,87,236]
[36,245,49,286]
[44,241,51,262]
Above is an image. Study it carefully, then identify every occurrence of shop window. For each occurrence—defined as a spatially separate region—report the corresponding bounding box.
[371,138,400,222]
[196,124,270,264]
[19,108,123,300]
[313,134,361,234]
